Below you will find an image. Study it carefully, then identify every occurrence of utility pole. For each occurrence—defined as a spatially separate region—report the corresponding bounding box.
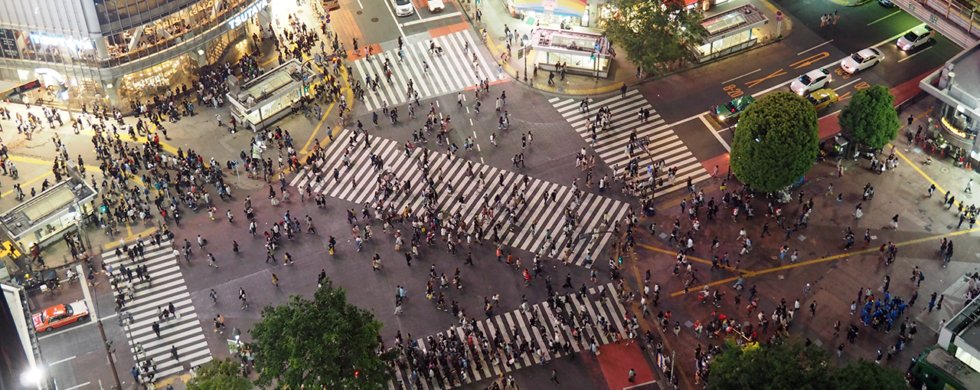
[97,320,122,390]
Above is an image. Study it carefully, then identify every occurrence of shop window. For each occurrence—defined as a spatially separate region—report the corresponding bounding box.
[942,104,978,140]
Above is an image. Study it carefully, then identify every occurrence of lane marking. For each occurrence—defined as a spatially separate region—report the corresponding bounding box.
[49,356,77,366]
[833,78,862,91]
[624,381,659,390]
[898,46,933,63]
[721,69,761,85]
[868,10,902,26]
[665,226,980,297]
[62,382,90,390]
[798,40,834,56]
[358,0,363,8]
[401,11,462,27]
[699,115,731,152]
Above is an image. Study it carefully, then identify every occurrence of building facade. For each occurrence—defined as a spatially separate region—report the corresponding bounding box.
[0,0,271,109]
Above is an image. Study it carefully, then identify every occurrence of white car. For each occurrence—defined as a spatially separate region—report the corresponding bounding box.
[840,48,884,74]
[393,0,414,16]
[428,0,444,12]
[897,26,935,51]
[790,68,832,96]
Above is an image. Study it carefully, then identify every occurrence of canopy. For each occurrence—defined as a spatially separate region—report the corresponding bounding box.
[513,0,587,17]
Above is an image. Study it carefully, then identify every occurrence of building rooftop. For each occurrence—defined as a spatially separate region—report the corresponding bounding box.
[0,176,96,237]
[233,59,314,108]
[529,28,610,56]
[702,4,768,38]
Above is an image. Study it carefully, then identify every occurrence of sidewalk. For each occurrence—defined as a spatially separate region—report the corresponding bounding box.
[464,0,791,96]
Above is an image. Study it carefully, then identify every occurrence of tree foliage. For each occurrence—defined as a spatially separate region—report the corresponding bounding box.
[708,341,906,390]
[186,358,252,390]
[730,91,819,192]
[838,84,900,149]
[603,0,707,75]
[248,279,391,390]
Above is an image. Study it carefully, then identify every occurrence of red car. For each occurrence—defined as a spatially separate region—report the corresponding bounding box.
[32,301,89,332]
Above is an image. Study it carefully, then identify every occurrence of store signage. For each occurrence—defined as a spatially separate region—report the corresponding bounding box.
[29,34,94,50]
[0,29,19,59]
[229,0,269,29]
[542,0,557,11]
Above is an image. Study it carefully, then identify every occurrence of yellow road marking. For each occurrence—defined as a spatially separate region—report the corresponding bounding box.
[667,227,980,296]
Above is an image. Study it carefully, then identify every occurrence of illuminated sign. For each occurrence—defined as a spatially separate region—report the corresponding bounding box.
[228,0,269,29]
[29,34,94,50]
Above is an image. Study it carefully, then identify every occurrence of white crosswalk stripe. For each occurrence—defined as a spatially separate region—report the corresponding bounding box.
[101,242,213,379]
[291,130,630,267]
[352,31,498,112]
[387,283,632,389]
[549,90,712,196]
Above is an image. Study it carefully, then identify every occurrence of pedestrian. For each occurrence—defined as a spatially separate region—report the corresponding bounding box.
[209,289,218,303]
[937,294,945,310]
[215,114,222,127]
[620,84,627,98]
[271,273,279,287]
[628,368,636,383]
[170,345,179,361]
[967,179,973,193]
[810,301,817,317]
[152,321,161,337]
[551,370,560,385]
[833,11,839,24]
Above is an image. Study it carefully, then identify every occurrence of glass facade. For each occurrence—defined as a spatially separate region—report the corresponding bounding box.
[0,0,268,108]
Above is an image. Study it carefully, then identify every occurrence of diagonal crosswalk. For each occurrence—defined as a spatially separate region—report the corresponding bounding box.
[550,90,712,196]
[290,130,630,267]
[385,283,634,390]
[101,242,213,379]
[352,31,498,112]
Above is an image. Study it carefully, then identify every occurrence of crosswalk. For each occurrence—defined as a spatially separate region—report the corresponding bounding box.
[352,31,498,112]
[290,130,630,267]
[550,90,712,196]
[101,242,213,379]
[385,283,633,390]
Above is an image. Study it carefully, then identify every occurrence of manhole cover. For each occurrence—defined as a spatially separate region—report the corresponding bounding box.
[371,17,379,22]
[941,167,950,173]
[357,10,363,14]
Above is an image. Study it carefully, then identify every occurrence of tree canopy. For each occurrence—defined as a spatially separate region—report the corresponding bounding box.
[603,0,707,75]
[708,341,907,390]
[186,358,252,390]
[838,85,900,149]
[730,91,819,192]
[248,279,391,390]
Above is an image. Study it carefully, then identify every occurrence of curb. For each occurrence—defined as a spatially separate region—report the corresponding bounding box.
[466,0,795,98]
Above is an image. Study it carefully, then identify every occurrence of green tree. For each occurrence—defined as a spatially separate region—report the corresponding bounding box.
[708,341,907,390]
[603,0,707,75]
[186,358,252,390]
[834,358,908,390]
[248,279,392,390]
[730,91,819,192]
[838,85,900,149]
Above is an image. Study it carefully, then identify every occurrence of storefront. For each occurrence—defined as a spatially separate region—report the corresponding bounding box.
[921,46,980,166]
[227,59,317,132]
[513,0,589,28]
[693,4,767,62]
[528,27,611,77]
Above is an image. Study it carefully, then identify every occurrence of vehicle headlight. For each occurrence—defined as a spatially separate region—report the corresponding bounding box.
[719,115,726,121]
[902,44,911,50]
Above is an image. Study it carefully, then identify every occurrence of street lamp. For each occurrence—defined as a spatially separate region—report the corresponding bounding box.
[521,34,529,83]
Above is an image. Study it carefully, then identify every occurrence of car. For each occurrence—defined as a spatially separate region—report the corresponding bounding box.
[840,48,884,74]
[897,26,935,51]
[878,0,897,7]
[393,0,414,16]
[711,95,756,123]
[32,301,89,332]
[427,0,445,12]
[805,89,839,111]
[790,68,832,96]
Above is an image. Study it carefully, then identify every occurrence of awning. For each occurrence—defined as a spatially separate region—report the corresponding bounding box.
[513,0,588,17]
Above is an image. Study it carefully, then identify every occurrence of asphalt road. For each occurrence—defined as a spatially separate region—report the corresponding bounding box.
[635,1,962,166]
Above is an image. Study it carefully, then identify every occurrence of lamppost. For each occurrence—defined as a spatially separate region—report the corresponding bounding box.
[521,34,529,83]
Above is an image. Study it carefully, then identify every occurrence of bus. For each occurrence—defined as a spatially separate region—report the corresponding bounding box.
[907,346,980,390]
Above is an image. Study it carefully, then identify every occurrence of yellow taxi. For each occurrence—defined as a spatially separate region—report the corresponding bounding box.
[806,89,839,111]
[32,301,89,332]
